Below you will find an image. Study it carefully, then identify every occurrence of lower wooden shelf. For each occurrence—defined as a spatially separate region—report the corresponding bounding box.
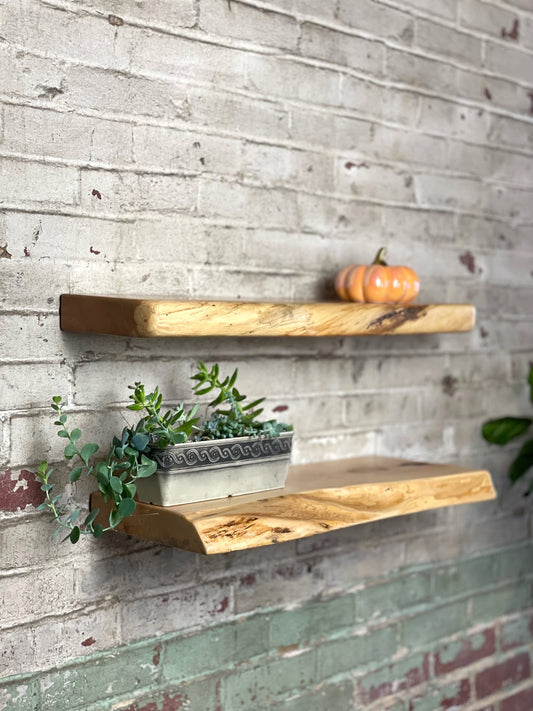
[90,457,496,555]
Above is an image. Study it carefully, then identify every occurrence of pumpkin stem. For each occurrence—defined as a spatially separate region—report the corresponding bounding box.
[372,247,388,266]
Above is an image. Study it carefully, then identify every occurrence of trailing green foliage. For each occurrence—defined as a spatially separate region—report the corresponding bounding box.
[192,361,292,440]
[35,396,161,542]
[35,363,291,542]
[482,364,533,493]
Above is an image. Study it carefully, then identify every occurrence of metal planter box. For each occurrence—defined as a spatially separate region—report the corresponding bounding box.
[135,432,293,506]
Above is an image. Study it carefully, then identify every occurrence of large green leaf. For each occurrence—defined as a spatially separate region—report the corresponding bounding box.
[510,439,533,483]
[118,498,136,518]
[482,417,532,445]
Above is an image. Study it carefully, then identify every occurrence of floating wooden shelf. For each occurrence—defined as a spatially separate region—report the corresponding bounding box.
[60,295,475,337]
[90,457,495,554]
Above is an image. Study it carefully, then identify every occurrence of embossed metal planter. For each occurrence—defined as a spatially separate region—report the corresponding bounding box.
[135,432,293,506]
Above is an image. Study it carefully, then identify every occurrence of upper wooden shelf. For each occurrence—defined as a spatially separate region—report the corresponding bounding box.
[90,457,495,555]
[60,295,476,337]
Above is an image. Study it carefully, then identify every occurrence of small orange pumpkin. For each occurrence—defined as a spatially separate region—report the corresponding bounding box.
[335,247,420,304]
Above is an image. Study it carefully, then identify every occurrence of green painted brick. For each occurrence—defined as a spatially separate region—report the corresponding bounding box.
[434,627,495,673]
[39,645,160,709]
[316,624,399,680]
[366,701,404,711]
[498,543,533,580]
[402,600,470,649]
[0,677,40,711]
[270,595,356,648]
[83,677,224,711]
[434,553,500,600]
[357,651,429,704]
[471,582,533,624]
[356,572,432,622]
[501,615,533,651]
[163,614,270,683]
[222,649,317,709]
[269,679,355,711]
[407,679,471,711]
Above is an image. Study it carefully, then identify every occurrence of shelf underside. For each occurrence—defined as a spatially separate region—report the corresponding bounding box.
[60,295,476,337]
[90,457,495,555]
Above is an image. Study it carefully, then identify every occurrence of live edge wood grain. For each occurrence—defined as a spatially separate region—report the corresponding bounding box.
[90,457,496,555]
[60,295,476,337]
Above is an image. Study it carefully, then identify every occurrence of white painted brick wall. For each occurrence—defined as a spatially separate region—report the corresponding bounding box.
[1,0,533,688]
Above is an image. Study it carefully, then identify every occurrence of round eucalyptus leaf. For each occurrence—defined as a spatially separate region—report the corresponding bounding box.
[118,498,136,518]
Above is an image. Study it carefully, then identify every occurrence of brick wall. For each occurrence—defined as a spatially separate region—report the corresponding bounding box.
[1,0,532,709]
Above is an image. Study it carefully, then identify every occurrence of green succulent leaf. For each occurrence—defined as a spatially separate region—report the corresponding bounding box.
[195,385,214,395]
[70,428,82,443]
[131,433,150,451]
[69,526,80,544]
[93,523,104,538]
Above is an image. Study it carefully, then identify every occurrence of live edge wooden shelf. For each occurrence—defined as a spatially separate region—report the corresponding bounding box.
[60,295,476,337]
[90,457,495,555]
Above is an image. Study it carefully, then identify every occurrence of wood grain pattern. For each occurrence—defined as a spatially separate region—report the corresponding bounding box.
[60,295,476,337]
[90,457,496,554]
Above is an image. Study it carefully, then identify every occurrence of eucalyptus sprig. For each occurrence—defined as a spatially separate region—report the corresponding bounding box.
[192,361,291,440]
[482,364,533,493]
[35,397,158,543]
[35,396,107,543]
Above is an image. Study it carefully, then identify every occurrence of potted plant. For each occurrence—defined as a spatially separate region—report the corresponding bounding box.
[481,363,533,493]
[34,362,292,543]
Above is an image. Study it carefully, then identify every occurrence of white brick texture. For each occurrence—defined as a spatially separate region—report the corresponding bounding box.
[1,0,533,697]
